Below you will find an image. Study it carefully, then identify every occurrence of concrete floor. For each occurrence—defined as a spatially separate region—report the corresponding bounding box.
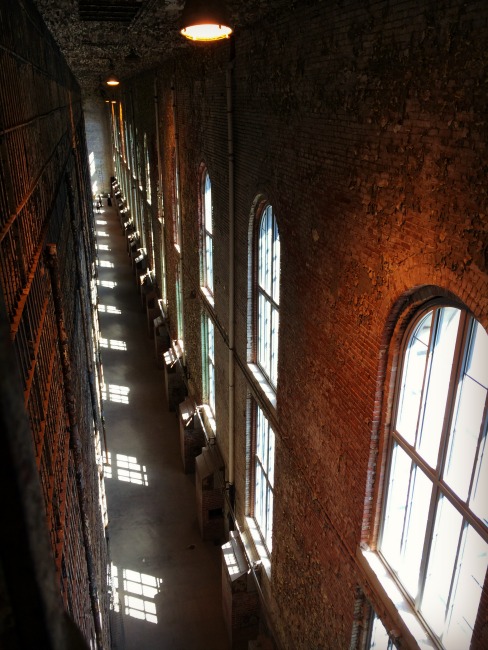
[96,203,229,650]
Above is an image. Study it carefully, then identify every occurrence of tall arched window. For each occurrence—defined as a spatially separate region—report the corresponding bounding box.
[257,204,280,389]
[248,202,280,558]
[201,171,213,296]
[379,303,487,649]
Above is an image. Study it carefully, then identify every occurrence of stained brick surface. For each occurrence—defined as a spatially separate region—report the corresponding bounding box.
[108,1,488,648]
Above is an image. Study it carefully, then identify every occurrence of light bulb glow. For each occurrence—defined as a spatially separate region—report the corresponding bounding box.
[180,23,232,41]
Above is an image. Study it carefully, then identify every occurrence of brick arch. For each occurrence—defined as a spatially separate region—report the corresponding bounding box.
[361,276,487,548]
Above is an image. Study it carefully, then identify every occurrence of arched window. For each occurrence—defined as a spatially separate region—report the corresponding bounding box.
[201,171,213,295]
[247,201,280,558]
[256,204,280,389]
[379,303,487,649]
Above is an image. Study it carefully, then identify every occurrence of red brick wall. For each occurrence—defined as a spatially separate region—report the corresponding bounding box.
[118,1,488,647]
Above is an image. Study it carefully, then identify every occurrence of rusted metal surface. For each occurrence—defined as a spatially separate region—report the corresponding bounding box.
[44,243,104,650]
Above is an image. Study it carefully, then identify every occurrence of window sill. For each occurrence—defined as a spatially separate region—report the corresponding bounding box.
[198,403,216,444]
[242,517,271,580]
[200,286,214,310]
[357,547,437,650]
[247,363,277,410]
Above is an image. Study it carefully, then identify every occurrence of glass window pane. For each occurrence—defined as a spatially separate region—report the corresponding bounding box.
[255,463,264,529]
[204,174,212,234]
[422,496,463,635]
[205,233,213,293]
[471,431,488,525]
[369,613,395,649]
[256,407,265,464]
[266,488,274,550]
[381,443,412,571]
[271,306,279,387]
[467,321,488,388]
[444,376,486,500]
[418,307,460,467]
[268,425,275,487]
[398,465,432,598]
[443,525,488,649]
[272,218,280,305]
[395,312,432,445]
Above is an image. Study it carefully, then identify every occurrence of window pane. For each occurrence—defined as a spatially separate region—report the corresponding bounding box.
[267,424,275,487]
[398,464,432,598]
[204,174,212,234]
[205,233,213,293]
[418,307,460,467]
[266,487,274,550]
[422,496,463,636]
[271,306,279,387]
[444,376,486,500]
[395,311,432,445]
[256,407,265,464]
[369,613,395,649]
[471,431,488,525]
[258,294,271,378]
[207,317,215,414]
[272,218,280,305]
[381,443,412,571]
[254,406,275,553]
[443,525,488,649]
[255,463,265,530]
[467,321,488,388]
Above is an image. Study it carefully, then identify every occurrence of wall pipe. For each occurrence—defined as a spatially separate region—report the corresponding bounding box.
[154,76,168,307]
[44,244,104,650]
[227,42,236,486]
[171,74,186,366]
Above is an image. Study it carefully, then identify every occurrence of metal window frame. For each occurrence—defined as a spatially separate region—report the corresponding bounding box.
[378,301,488,647]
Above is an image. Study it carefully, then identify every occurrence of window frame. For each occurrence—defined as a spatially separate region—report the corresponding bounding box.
[254,203,280,391]
[250,401,275,555]
[370,299,488,650]
[245,199,281,570]
[202,310,215,417]
[200,169,214,298]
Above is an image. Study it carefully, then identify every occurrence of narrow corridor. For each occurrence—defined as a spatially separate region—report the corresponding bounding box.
[95,203,229,650]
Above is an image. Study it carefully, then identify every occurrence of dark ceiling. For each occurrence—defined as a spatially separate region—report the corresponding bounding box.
[31,0,284,98]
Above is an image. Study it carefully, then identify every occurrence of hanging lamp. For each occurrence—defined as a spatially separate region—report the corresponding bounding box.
[180,0,233,41]
[106,72,120,86]
[105,60,120,86]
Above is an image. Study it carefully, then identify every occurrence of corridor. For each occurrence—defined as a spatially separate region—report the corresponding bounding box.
[95,202,229,650]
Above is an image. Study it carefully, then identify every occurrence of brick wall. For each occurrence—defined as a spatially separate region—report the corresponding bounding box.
[111,1,488,647]
[0,0,110,646]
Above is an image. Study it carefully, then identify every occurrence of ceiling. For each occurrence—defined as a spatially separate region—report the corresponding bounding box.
[31,0,282,98]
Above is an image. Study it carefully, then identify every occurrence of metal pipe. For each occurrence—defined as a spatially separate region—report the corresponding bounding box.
[171,74,186,366]
[154,76,168,306]
[227,42,236,485]
[44,244,104,650]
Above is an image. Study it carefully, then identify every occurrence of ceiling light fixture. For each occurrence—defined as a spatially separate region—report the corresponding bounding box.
[180,0,233,42]
[105,60,120,86]
[106,73,120,86]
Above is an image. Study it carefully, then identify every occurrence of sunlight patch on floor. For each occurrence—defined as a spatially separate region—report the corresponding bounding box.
[101,383,130,404]
[100,338,127,350]
[110,564,162,624]
[98,304,122,314]
[104,451,148,485]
